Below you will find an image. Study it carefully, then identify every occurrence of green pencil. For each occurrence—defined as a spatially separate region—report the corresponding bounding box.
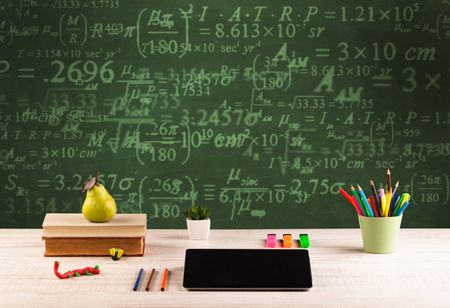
[357,184,374,217]
[351,185,367,216]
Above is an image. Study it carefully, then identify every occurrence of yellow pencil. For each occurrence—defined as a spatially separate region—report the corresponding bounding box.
[380,189,386,217]
[385,189,392,217]
[400,193,410,208]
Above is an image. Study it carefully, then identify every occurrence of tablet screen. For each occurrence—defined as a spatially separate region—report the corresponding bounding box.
[183,249,312,290]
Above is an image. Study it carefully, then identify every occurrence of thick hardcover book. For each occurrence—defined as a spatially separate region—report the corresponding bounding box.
[43,237,145,256]
[42,214,147,256]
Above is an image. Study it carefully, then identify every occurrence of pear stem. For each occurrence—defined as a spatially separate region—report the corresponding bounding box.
[95,171,100,186]
[82,171,101,193]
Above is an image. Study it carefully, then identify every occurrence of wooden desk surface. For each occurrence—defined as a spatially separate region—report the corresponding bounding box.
[1,229,449,307]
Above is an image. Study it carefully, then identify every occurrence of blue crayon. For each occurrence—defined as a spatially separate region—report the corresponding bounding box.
[133,268,144,291]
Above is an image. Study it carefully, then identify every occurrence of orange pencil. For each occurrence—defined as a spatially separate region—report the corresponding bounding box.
[160,268,169,292]
[368,196,379,217]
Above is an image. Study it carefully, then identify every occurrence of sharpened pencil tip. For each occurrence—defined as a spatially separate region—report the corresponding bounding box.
[350,185,355,190]
[370,179,374,185]
[387,168,390,174]
[357,184,362,190]
[395,181,399,187]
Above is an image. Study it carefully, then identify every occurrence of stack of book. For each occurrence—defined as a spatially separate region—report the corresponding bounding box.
[42,213,147,256]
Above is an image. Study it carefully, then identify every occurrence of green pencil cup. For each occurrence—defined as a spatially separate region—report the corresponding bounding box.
[358,215,402,254]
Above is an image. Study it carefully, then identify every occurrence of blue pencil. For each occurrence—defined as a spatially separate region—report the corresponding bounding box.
[357,184,374,217]
[391,194,400,208]
[133,268,144,291]
[389,194,400,216]
[395,201,410,216]
[393,193,407,216]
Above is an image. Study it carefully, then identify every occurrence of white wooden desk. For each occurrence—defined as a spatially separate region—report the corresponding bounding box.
[1,229,449,307]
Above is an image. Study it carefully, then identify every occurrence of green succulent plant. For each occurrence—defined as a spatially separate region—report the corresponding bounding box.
[184,206,210,220]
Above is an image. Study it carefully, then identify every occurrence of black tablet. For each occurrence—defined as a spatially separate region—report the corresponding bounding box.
[183,249,313,290]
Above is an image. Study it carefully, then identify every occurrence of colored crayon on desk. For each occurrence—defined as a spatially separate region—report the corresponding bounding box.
[160,268,169,292]
[145,268,156,291]
[357,185,374,217]
[133,268,144,291]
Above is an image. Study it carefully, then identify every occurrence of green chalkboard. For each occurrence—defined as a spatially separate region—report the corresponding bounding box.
[1,1,449,228]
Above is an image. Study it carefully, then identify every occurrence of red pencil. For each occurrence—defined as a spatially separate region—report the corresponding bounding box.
[340,188,363,216]
[368,196,379,217]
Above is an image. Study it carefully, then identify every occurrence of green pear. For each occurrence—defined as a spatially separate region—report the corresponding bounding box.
[82,173,116,223]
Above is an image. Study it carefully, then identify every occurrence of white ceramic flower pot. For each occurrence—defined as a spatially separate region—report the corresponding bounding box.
[186,219,210,240]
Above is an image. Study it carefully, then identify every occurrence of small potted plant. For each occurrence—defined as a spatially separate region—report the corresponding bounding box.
[184,206,211,240]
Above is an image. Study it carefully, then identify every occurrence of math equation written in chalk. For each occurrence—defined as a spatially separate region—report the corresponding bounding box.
[0,1,449,228]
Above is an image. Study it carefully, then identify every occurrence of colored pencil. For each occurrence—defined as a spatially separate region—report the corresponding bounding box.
[388,181,398,215]
[395,200,410,216]
[386,189,392,215]
[380,188,386,217]
[351,185,367,216]
[390,194,400,216]
[391,181,399,197]
[352,196,362,215]
[386,168,392,192]
[145,268,156,291]
[133,268,144,291]
[399,193,410,208]
[357,184,374,217]
[393,193,407,216]
[340,188,363,215]
[368,196,379,217]
[160,268,169,292]
[369,179,382,216]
